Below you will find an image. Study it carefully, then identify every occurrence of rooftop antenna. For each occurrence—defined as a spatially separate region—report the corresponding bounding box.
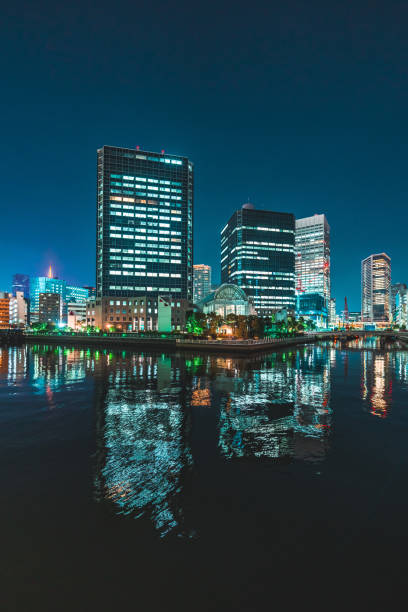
[242,198,254,210]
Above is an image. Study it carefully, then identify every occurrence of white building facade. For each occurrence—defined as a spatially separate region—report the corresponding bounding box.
[295,214,330,304]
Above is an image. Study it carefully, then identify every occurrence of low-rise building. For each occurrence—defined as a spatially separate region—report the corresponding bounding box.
[0,292,11,329]
[86,296,194,332]
[67,302,87,330]
[9,291,29,327]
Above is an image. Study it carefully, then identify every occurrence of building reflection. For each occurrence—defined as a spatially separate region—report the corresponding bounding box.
[4,340,407,538]
[93,353,194,538]
[218,346,332,463]
[362,350,392,418]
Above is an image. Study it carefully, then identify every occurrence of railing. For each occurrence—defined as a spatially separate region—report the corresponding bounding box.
[176,336,312,346]
[24,330,178,339]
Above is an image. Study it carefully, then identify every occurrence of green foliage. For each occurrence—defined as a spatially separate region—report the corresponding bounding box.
[30,321,55,332]
[186,313,204,335]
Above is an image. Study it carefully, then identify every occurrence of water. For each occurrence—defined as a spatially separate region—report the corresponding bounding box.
[1,339,408,610]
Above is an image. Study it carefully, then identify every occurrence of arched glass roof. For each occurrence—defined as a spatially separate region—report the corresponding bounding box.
[213,284,248,302]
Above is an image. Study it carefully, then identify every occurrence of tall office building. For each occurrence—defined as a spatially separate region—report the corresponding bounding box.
[12,274,30,299]
[39,293,62,326]
[221,204,295,316]
[295,214,330,304]
[329,297,336,327]
[391,283,407,319]
[193,264,212,303]
[96,145,193,300]
[361,253,391,322]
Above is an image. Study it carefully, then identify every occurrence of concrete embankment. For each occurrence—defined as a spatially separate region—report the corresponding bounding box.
[21,333,321,353]
[14,331,408,353]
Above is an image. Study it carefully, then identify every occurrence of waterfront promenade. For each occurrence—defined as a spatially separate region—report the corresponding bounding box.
[1,329,407,353]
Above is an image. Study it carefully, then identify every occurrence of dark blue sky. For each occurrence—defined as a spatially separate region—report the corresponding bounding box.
[1,0,407,310]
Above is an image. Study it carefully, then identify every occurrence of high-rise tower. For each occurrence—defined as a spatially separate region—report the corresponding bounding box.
[295,214,330,304]
[193,264,212,303]
[96,146,194,300]
[361,253,391,322]
[220,204,295,315]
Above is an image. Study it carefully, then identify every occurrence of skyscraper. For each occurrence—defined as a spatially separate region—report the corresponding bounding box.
[193,264,212,303]
[221,204,295,316]
[295,214,330,304]
[361,253,391,322]
[329,297,336,327]
[96,145,193,300]
[12,274,30,299]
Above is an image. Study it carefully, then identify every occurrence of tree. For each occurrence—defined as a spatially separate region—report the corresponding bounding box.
[287,315,297,336]
[247,315,265,338]
[31,321,55,332]
[186,313,205,335]
[207,313,223,338]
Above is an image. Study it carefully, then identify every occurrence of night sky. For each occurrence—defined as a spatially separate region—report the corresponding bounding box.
[1,0,408,310]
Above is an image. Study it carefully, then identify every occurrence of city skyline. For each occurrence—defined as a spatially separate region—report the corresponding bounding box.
[2,2,408,310]
[4,188,405,314]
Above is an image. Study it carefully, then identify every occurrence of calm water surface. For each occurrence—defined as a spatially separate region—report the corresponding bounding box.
[1,340,408,610]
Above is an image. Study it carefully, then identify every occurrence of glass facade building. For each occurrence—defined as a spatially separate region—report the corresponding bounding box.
[30,277,66,319]
[295,215,330,306]
[97,146,193,300]
[198,283,253,317]
[220,205,295,315]
[296,293,328,328]
[361,253,391,322]
[66,285,89,304]
[193,264,212,303]
[30,277,87,321]
[391,283,407,319]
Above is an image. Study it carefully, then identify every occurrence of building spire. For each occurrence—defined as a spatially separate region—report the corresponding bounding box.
[48,265,53,279]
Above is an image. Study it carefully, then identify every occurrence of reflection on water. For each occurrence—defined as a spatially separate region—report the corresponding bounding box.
[93,354,194,538]
[1,339,407,537]
[218,347,333,462]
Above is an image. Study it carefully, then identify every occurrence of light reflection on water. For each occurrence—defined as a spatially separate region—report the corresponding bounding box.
[1,340,408,537]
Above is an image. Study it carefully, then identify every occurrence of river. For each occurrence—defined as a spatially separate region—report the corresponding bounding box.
[1,339,407,610]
